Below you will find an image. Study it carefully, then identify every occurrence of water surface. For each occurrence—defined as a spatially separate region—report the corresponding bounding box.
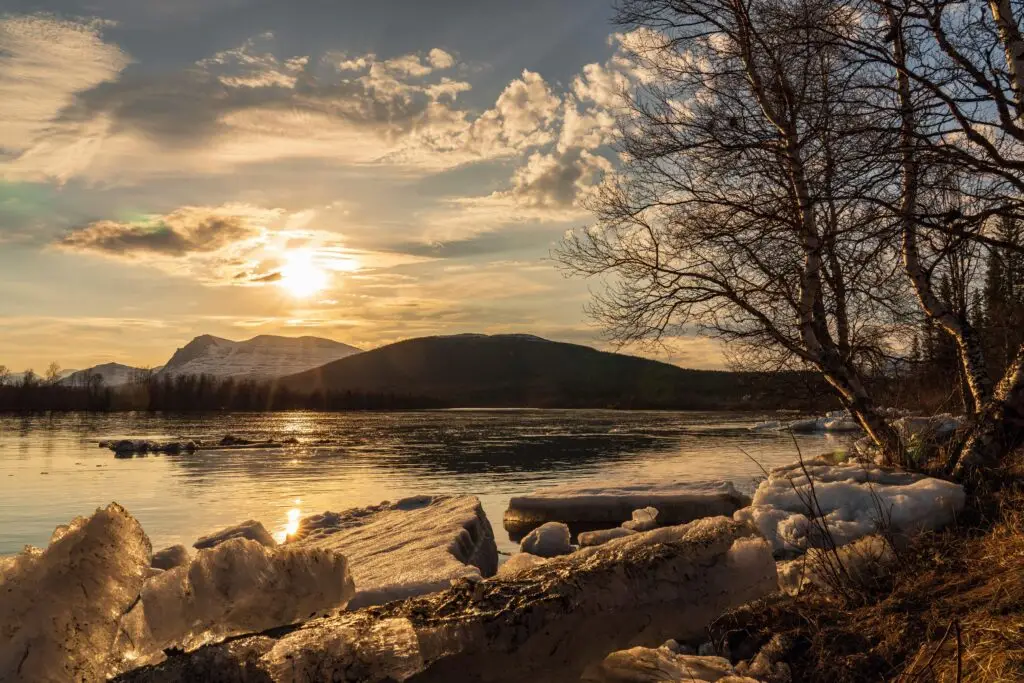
[0,410,847,555]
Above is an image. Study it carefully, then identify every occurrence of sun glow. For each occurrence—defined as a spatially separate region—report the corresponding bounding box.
[274,506,303,543]
[277,250,329,298]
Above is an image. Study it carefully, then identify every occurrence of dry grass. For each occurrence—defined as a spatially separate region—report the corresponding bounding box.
[711,454,1024,682]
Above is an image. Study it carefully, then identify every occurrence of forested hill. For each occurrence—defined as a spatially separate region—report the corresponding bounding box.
[278,334,830,410]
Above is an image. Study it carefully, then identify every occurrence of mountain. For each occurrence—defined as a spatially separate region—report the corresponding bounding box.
[159,334,361,380]
[278,333,759,409]
[61,363,146,387]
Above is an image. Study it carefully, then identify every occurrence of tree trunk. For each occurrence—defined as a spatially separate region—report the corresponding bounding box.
[990,0,1024,116]
[952,343,1024,476]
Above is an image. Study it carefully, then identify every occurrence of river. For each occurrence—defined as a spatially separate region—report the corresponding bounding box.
[0,410,848,555]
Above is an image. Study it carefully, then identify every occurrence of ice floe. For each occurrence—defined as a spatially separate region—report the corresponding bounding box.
[578,526,638,547]
[752,410,863,433]
[583,644,760,682]
[118,516,777,683]
[193,519,276,549]
[504,480,749,535]
[495,551,549,578]
[0,503,151,683]
[519,521,574,557]
[734,459,965,556]
[622,506,660,531]
[115,538,353,669]
[776,534,895,595]
[290,494,498,609]
[150,545,189,570]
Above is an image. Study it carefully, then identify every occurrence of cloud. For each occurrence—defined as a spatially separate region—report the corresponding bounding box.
[2,24,581,183]
[53,203,431,286]
[505,148,612,208]
[0,15,129,155]
[58,205,265,257]
[427,48,456,70]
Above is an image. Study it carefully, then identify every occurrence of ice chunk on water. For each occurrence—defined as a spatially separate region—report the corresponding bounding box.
[735,460,965,555]
[621,506,659,531]
[787,410,863,433]
[520,522,573,557]
[116,538,353,666]
[192,519,276,549]
[0,503,151,683]
[151,545,189,570]
[290,495,498,609]
[505,480,749,535]
[578,527,637,547]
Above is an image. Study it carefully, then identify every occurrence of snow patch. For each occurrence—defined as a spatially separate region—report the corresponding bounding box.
[777,534,896,595]
[734,460,965,556]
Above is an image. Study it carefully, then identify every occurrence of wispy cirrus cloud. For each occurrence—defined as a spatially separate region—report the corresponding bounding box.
[0,15,129,156]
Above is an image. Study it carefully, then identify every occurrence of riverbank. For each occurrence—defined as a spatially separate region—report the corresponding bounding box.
[710,451,1024,681]
[2,419,1011,681]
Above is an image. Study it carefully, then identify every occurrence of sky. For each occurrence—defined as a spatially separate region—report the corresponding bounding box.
[0,0,725,372]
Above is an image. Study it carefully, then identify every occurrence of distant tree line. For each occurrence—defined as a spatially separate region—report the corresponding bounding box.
[0,369,446,412]
[0,363,114,412]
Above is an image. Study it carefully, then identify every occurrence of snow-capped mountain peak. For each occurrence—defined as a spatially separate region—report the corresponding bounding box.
[61,363,148,387]
[158,334,361,379]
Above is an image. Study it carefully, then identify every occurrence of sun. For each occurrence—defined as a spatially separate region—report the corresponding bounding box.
[277,250,329,299]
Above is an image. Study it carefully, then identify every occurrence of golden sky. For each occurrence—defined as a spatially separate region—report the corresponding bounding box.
[0,2,726,372]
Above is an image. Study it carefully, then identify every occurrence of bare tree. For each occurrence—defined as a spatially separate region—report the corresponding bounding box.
[0,365,9,387]
[838,0,1024,475]
[558,0,913,456]
[44,361,63,385]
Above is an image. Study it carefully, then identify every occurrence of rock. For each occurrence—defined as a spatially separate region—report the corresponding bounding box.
[622,506,659,531]
[116,517,778,683]
[520,521,573,557]
[578,527,638,547]
[151,545,190,570]
[0,503,151,683]
[290,495,498,609]
[193,519,276,550]
[505,480,750,536]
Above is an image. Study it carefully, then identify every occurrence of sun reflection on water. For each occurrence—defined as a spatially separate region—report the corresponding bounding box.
[273,502,302,543]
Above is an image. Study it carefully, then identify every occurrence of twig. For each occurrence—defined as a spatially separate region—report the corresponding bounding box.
[901,619,956,680]
[955,620,963,683]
